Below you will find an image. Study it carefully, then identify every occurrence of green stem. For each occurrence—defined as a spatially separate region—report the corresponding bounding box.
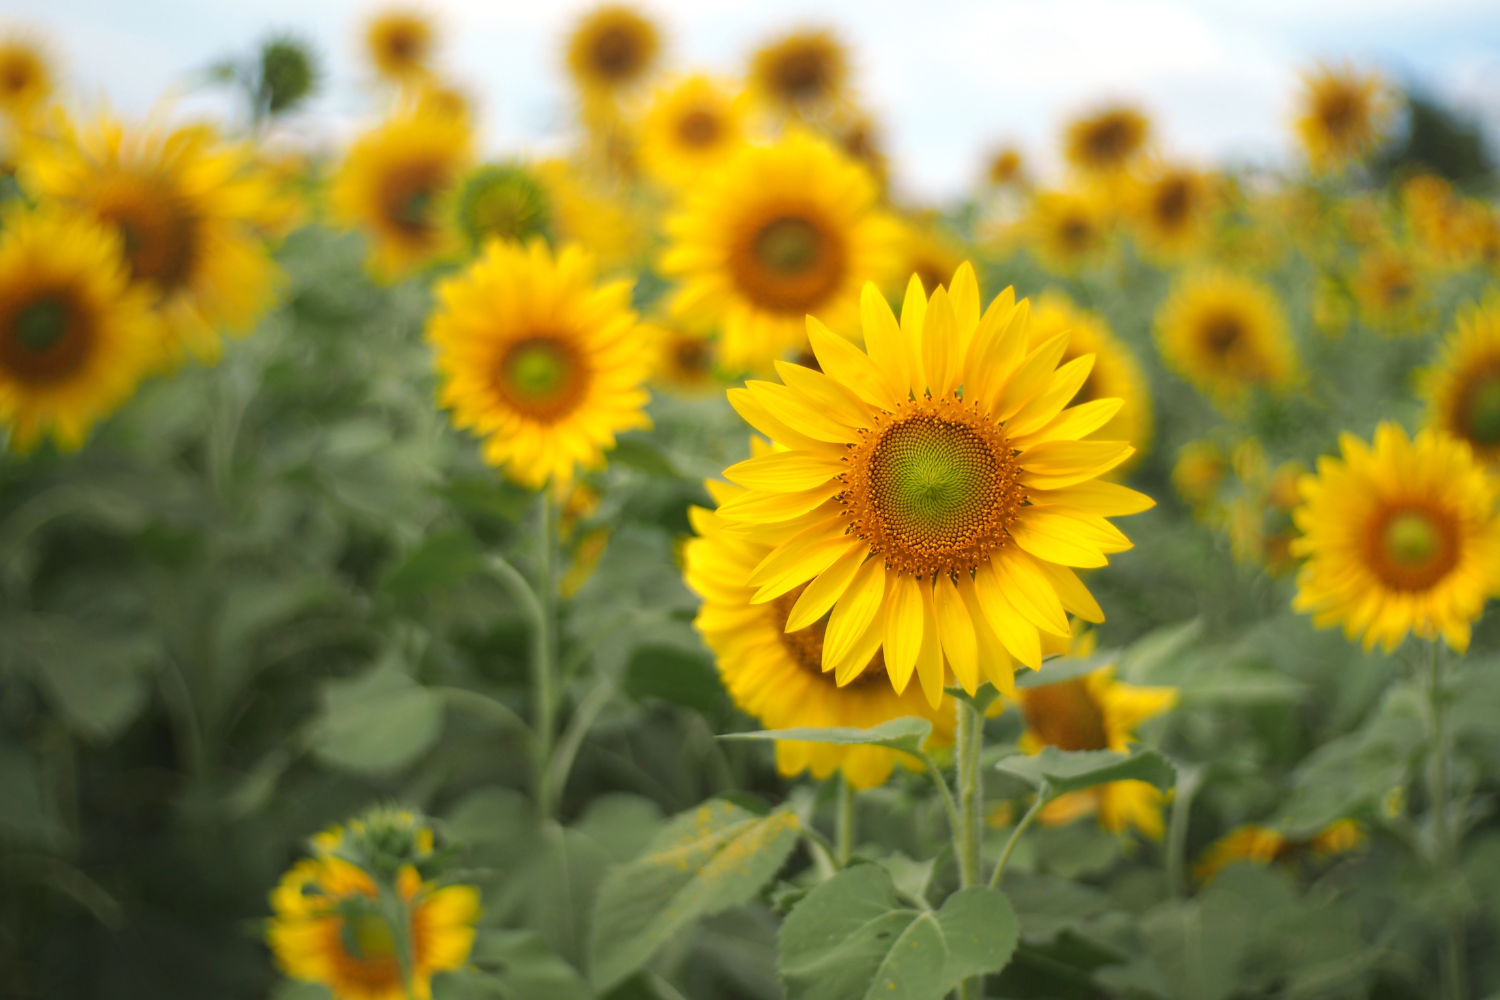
[956,698,986,1000]
[836,774,855,868]
[989,787,1047,890]
[534,491,558,818]
[1425,640,1465,1000]
[921,753,962,844]
[1166,764,1205,898]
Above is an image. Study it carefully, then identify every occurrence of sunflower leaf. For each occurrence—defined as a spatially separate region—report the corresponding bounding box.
[995,747,1176,796]
[718,717,934,758]
[946,682,1003,714]
[1014,649,1120,688]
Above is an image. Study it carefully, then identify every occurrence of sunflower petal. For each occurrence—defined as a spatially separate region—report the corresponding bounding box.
[822,557,887,668]
[774,360,873,430]
[1004,355,1095,438]
[808,316,903,411]
[1009,511,1111,568]
[899,275,929,394]
[916,580,946,709]
[1023,479,1156,515]
[948,262,981,334]
[860,283,915,402]
[786,545,870,632]
[715,477,844,522]
[973,563,1042,670]
[1012,397,1124,448]
[883,572,924,695]
[958,573,1016,697]
[993,549,1071,636]
[746,381,856,443]
[995,331,1070,421]
[1019,440,1135,489]
[935,573,979,695]
[723,450,845,491]
[728,388,839,453]
[922,286,961,398]
[1035,561,1105,624]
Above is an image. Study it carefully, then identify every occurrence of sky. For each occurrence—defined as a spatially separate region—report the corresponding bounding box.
[8,0,1500,202]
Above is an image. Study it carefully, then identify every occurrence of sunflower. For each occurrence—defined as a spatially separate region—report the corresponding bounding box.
[1063,106,1150,177]
[1352,244,1427,333]
[1154,271,1298,409]
[901,218,966,297]
[365,9,436,83]
[1024,188,1109,273]
[1424,296,1500,466]
[711,263,1155,708]
[650,323,720,396]
[748,29,848,117]
[1403,174,1476,270]
[449,162,551,253]
[639,75,747,188]
[1195,819,1365,884]
[427,239,651,489]
[660,131,903,372]
[1016,625,1177,838]
[1295,64,1391,174]
[1291,423,1500,654]
[19,112,281,363]
[832,112,889,194]
[0,33,52,121]
[985,146,1026,188]
[1129,164,1215,260]
[330,109,472,281]
[1173,439,1228,514]
[686,455,956,788]
[1026,293,1153,463]
[536,158,650,271]
[0,206,158,452]
[566,5,661,98]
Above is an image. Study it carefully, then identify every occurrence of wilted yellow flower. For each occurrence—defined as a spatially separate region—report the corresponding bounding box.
[1154,271,1298,409]
[1295,64,1391,174]
[1423,295,1500,467]
[1196,819,1365,883]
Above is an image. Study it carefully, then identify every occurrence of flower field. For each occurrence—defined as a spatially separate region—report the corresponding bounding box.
[1,7,1499,1000]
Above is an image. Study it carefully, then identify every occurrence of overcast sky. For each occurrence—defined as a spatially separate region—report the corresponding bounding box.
[9,0,1500,202]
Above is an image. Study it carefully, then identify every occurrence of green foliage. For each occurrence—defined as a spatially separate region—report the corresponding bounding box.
[997,747,1176,796]
[721,718,935,758]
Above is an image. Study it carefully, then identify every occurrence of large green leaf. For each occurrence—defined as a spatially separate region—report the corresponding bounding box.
[311,658,444,774]
[720,718,933,758]
[995,747,1176,795]
[435,930,591,1000]
[591,799,800,991]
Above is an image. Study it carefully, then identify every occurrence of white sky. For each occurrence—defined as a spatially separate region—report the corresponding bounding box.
[9,0,1500,202]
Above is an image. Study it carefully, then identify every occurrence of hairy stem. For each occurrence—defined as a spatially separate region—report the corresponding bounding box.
[956,698,986,1000]
[836,774,856,868]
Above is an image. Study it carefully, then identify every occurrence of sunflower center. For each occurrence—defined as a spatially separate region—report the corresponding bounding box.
[1156,179,1191,225]
[676,109,721,148]
[93,173,201,290]
[1318,89,1359,135]
[771,583,888,686]
[1059,217,1091,251]
[0,290,93,385]
[774,50,830,101]
[495,335,589,422]
[1085,119,1135,164]
[1369,505,1458,591]
[1462,374,1500,446]
[591,27,646,80]
[1019,679,1110,752]
[1200,312,1243,357]
[755,217,821,275]
[731,208,846,314]
[13,298,67,353]
[671,336,711,377]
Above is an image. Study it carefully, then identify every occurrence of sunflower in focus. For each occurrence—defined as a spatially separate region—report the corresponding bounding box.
[365,9,436,83]
[0,33,52,121]
[1196,819,1365,884]
[0,206,159,452]
[1129,164,1215,260]
[1295,64,1390,174]
[1027,293,1153,464]
[1291,423,1500,653]
[21,112,281,363]
[1017,626,1177,838]
[1064,106,1150,177]
[660,131,902,372]
[427,240,652,489]
[1352,244,1427,333]
[330,109,472,281]
[449,163,551,253]
[639,75,747,188]
[985,146,1026,188]
[1155,271,1298,409]
[711,263,1154,707]
[1424,297,1500,467]
[685,451,956,788]
[749,29,848,117]
[1024,188,1109,273]
[566,5,661,98]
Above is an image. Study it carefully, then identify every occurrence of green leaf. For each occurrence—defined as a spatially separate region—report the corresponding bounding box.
[312,659,444,774]
[0,746,68,848]
[945,683,1003,714]
[572,793,665,865]
[935,886,1019,992]
[435,930,591,1000]
[625,644,726,719]
[995,747,1176,796]
[1178,669,1307,706]
[382,529,485,600]
[720,718,933,759]
[610,436,682,478]
[1117,618,1203,683]
[1015,649,1120,688]
[440,477,535,522]
[591,800,800,991]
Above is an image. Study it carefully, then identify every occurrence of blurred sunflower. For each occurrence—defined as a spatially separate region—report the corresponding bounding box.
[449,162,551,253]
[1017,626,1177,838]
[1129,164,1215,261]
[365,9,436,83]
[1352,244,1427,333]
[536,158,650,271]
[660,131,902,372]
[21,112,281,363]
[1154,271,1297,409]
[427,240,652,490]
[985,146,1026,188]
[0,33,53,121]
[1027,293,1153,464]
[0,206,159,452]
[902,218,966,296]
[831,112,889,194]
[639,75,747,188]
[1196,819,1365,884]
[1403,174,1475,270]
[1173,439,1228,514]
[566,5,661,98]
[1024,188,1109,273]
[712,264,1154,707]
[1063,106,1150,177]
[685,453,955,789]
[748,29,848,117]
[650,323,720,396]
[1424,296,1500,467]
[1295,64,1390,174]
[1291,423,1500,653]
[330,109,472,281]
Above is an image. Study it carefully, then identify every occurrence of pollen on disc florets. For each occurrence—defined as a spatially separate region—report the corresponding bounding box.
[839,393,1023,578]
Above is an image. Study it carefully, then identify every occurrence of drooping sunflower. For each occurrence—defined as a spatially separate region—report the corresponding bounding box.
[1017,625,1177,838]
[1291,423,1500,653]
[1027,293,1153,463]
[0,206,159,452]
[1024,188,1110,273]
[365,9,436,84]
[1195,819,1365,884]
[748,29,849,117]
[660,131,903,372]
[565,5,661,98]
[427,239,652,489]
[1295,64,1391,174]
[712,263,1155,708]
[686,454,956,789]
[19,112,281,363]
[1128,163,1215,261]
[639,75,748,188]
[330,109,473,281]
[1154,271,1298,409]
[1424,296,1500,467]
[1352,244,1428,333]
[1063,106,1150,177]
[0,33,53,121]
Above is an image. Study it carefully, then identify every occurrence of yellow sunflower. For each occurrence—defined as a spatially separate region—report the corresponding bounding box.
[901,217,967,297]
[1128,163,1215,261]
[1195,819,1365,884]
[1154,271,1298,409]
[1063,106,1150,177]
[330,109,473,281]
[686,454,956,789]
[748,29,849,117]
[0,206,159,452]
[1026,293,1153,464]
[1023,188,1110,274]
[1173,439,1228,514]
[1352,244,1428,333]
[832,112,889,194]
[19,112,281,363]
[1295,64,1391,174]
[660,131,903,372]
[566,5,661,98]
[650,323,720,396]
[365,9,436,84]
[985,146,1026,188]
[712,262,1155,708]
[1017,625,1177,838]
[1291,423,1500,654]
[639,74,748,188]
[1424,296,1500,466]
[1403,174,1476,270]
[536,158,650,272]
[0,33,53,121]
[427,239,652,490]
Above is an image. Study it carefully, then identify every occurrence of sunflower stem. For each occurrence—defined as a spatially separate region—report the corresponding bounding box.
[835,774,855,868]
[989,786,1047,890]
[1166,764,1205,898]
[956,698,986,1000]
[533,489,558,819]
[1425,640,1465,1000]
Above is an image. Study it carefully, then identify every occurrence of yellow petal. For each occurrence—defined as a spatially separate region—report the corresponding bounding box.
[1012,398,1124,449]
[899,275,929,395]
[948,262,981,335]
[746,381,855,443]
[916,579,946,709]
[1004,355,1095,438]
[1035,561,1105,624]
[922,286,960,399]
[963,290,1020,405]
[728,388,839,454]
[808,316,904,412]
[833,607,887,686]
[993,549,1070,636]
[860,283,915,403]
[774,360,873,430]
[723,450,845,492]
[1009,511,1111,568]
[995,331,1070,421]
[958,572,1016,697]
[883,572,924,695]
[749,516,856,590]
[822,556,887,668]
[974,561,1042,669]
[1024,479,1155,516]
[786,544,870,632]
[935,573,979,695]
[1018,440,1135,489]
[715,477,845,522]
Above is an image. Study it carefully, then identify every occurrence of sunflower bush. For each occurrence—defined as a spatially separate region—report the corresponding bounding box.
[1,8,1499,1000]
